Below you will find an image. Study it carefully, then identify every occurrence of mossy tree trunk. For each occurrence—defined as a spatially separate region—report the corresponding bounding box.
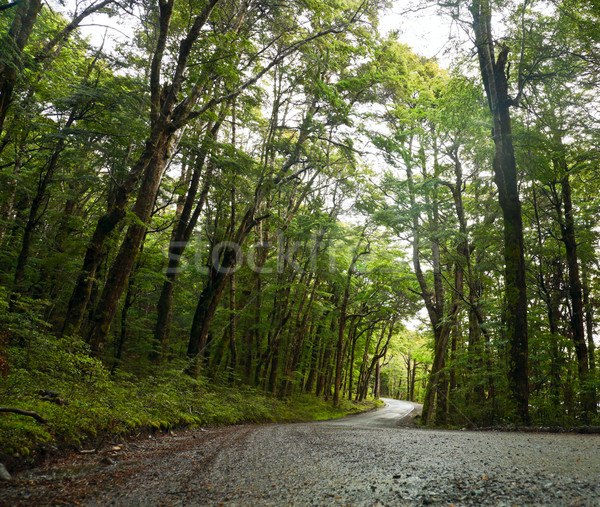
[470,0,530,424]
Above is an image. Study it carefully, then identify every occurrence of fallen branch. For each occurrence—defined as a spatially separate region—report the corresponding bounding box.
[0,407,48,424]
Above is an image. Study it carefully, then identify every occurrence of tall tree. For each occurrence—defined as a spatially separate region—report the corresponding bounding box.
[469,0,530,423]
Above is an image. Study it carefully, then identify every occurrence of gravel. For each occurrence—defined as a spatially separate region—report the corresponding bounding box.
[1,401,599,506]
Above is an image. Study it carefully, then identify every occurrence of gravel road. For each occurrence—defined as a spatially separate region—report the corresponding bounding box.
[2,398,600,506]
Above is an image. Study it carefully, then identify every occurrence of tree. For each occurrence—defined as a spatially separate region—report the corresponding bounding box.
[468,0,530,424]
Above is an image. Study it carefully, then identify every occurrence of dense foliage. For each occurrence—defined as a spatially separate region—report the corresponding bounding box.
[1,0,599,459]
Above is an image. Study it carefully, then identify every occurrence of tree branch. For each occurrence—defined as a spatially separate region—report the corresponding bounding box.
[0,407,48,424]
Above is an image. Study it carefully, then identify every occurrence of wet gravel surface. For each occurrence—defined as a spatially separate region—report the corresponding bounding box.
[1,400,600,506]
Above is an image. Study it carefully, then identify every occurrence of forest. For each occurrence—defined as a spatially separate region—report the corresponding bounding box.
[1,0,599,460]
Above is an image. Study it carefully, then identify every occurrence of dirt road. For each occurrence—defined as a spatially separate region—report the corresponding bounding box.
[1,400,599,506]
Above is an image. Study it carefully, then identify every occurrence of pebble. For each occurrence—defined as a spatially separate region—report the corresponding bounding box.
[0,463,11,481]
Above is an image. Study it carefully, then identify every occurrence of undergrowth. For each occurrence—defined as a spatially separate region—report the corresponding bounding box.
[0,305,376,469]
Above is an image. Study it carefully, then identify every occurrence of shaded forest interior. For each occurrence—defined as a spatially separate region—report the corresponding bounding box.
[1,0,600,455]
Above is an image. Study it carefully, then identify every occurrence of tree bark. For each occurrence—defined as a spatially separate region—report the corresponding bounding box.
[470,0,530,424]
[557,172,596,418]
[0,0,42,135]
[333,239,369,406]
[228,195,237,383]
[87,139,171,355]
[582,267,596,375]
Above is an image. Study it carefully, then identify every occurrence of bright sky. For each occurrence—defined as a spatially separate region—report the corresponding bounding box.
[378,2,461,67]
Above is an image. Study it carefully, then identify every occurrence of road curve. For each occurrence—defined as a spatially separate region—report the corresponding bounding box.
[2,401,600,506]
[325,398,421,427]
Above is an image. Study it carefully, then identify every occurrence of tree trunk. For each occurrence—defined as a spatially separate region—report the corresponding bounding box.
[87,140,171,355]
[152,116,225,359]
[249,276,263,384]
[374,360,381,399]
[448,324,459,422]
[434,368,448,426]
[187,260,233,364]
[0,146,25,243]
[582,267,596,375]
[228,236,237,381]
[267,339,280,394]
[333,282,352,406]
[471,0,529,424]
[282,277,318,397]
[410,361,417,401]
[406,357,412,401]
[533,186,562,409]
[347,324,358,401]
[110,249,142,374]
[304,334,320,394]
[305,312,330,394]
[187,217,261,370]
[62,130,170,337]
[422,326,450,424]
[63,0,221,339]
[421,155,465,425]
[316,317,336,397]
[83,0,223,352]
[334,240,369,405]
[0,0,42,135]
[558,172,596,419]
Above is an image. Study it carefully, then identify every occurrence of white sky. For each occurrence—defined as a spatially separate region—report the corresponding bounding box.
[378,2,461,68]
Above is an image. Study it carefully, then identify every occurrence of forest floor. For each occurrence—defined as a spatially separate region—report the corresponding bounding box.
[2,399,600,506]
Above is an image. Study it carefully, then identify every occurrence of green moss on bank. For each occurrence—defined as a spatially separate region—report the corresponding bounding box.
[0,332,377,469]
